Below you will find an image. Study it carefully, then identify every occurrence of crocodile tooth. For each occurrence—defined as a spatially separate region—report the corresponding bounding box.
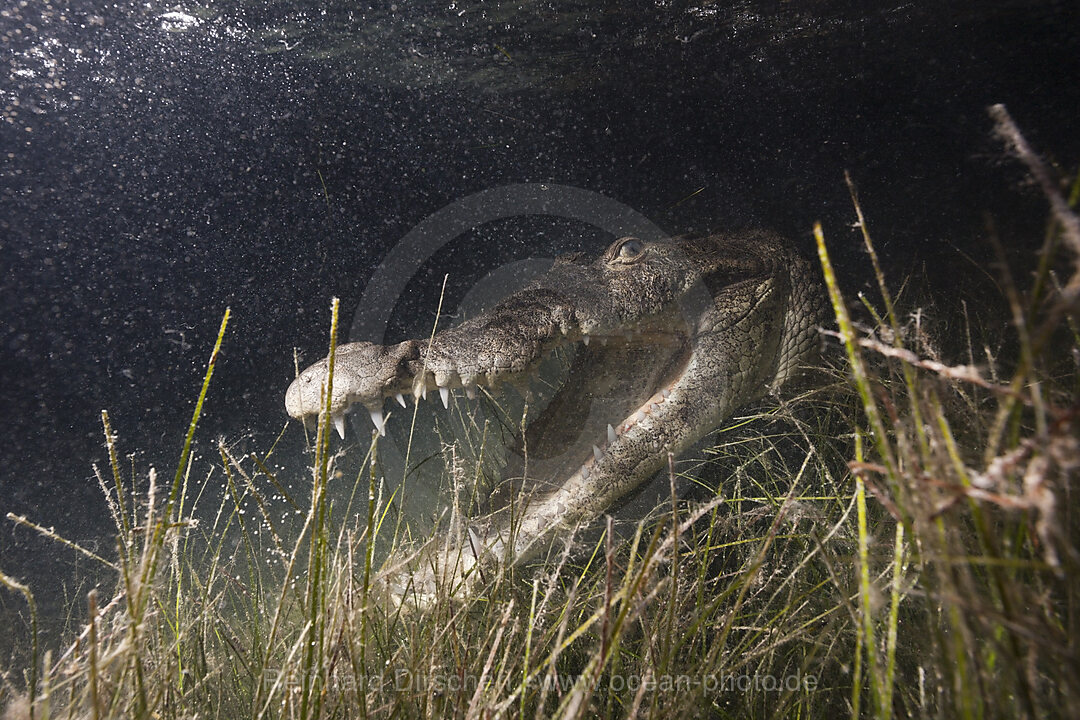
[593,444,604,462]
[464,383,476,400]
[395,393,407,408]
[651,403,660,413]
[661,388,671,399]
[369,407,386,436]
[439,386,450,408]
[581,465,591,480]
[582,334,591,346]
[332,411,346,440]
[607,424,617,444]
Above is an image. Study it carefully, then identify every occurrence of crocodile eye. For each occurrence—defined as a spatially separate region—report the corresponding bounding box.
[615,238,644,261]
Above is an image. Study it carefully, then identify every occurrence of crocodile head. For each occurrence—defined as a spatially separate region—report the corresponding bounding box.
[286,231,824,603]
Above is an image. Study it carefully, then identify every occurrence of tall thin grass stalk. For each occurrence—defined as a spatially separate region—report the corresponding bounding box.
[0,572,38,718]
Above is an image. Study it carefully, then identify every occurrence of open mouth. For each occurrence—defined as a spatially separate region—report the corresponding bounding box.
[497,330,691,490]
[306,323,692,510]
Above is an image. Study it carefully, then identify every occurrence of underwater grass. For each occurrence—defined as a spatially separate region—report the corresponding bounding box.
[1,104,1078,718]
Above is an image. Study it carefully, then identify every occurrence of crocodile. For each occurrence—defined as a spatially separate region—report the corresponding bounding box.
[286,230,824,605]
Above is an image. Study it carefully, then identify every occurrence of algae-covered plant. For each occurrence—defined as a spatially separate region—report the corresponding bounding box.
[1,106,1077,719]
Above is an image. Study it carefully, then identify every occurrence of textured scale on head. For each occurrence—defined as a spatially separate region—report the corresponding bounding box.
[286,230,826,609]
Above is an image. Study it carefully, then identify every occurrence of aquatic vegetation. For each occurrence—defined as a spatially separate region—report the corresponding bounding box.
[1,106,1077,718]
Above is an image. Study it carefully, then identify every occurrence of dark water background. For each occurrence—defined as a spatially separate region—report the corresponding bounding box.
[2,0,1078,660]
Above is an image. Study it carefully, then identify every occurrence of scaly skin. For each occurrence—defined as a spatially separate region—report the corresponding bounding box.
[286,231,824,608]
